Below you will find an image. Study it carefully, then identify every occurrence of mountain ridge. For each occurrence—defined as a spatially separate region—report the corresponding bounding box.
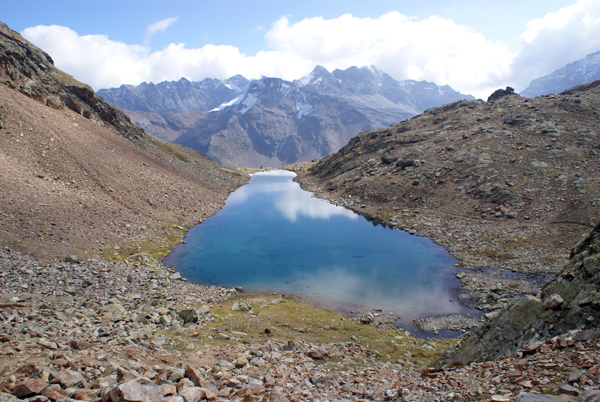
[521,50,600,97]
[98,65,474,168]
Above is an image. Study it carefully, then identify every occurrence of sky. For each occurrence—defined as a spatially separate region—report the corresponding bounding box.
[3,0,600,99]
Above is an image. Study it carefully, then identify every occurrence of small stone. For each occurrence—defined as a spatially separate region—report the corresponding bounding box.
[64,255,80,264]
[307,348,328,360]
[232,300,252,311]
[13,379,48,398]
[179,387,206,402]
[359,312,375,324]
[543,294,564,309]
[118,378,163,402]
[235,355,248,368]
[558,384,580,396]
[568,369,586,383]
[72,389,99,401]
[37,339,58,350]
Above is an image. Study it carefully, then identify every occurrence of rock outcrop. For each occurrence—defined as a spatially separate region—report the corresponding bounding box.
[441,222,600,366]
[0,22,143,141]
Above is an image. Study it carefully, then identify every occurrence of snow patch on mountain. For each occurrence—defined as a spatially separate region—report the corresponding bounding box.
[295,91,315,119]
[210,95,244,112]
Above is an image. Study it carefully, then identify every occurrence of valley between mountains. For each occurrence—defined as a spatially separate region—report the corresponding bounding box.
[3,19,600,402]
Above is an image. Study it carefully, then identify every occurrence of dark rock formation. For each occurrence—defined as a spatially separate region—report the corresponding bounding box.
[0,21,143,141]
[487,86,518,102]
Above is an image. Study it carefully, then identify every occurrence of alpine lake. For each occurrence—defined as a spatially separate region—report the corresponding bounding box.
[163,170,476,336]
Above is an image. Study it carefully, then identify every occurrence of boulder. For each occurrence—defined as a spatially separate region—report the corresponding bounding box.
[13,379,48,398]
[178,309,198,324]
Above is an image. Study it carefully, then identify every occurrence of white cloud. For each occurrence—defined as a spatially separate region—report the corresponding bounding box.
[144,17,178,45]
[20,1,600,99]
[265,12,514,98]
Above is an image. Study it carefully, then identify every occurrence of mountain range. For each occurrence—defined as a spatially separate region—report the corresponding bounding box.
[98,66,474,168]
[521,50,600,97]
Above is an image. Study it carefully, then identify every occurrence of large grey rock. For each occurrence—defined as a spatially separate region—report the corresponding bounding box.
[110,378,163,402]
[178,388,206,402]
[178,309,198,324]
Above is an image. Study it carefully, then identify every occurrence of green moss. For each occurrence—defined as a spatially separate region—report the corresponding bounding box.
[49,69,91,89]
[173,293,456,367]
[148,137,189,162]
[0,106,7,126]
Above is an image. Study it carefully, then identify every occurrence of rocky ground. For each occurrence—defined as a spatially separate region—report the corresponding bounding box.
[2,246,600,402]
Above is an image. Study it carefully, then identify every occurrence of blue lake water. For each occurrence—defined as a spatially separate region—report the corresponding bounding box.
[163,170,473,333]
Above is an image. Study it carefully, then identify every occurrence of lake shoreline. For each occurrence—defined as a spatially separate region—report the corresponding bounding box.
[163,169,483,339]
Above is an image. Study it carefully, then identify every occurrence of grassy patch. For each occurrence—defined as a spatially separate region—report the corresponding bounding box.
[98,222,188,261]
[170,293,456,368]
[148,137,189,163]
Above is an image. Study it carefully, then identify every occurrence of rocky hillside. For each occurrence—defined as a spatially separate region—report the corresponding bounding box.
[521,50,600,98]
[441,221,600,367]
[0,22,142,141]
[98,66,473,168]
[0,20,249,259]
[293,84,600,314]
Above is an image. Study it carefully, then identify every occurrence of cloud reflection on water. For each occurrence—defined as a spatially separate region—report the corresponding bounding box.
[272,263,464,321]
[228,170,357,222]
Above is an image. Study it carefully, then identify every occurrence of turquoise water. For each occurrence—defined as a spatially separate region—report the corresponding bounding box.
[163,170,472,332]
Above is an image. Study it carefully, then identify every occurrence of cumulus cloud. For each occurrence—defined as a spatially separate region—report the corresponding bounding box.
[20,1,600,98]
[265,12,513,97]
[21,24,313,90]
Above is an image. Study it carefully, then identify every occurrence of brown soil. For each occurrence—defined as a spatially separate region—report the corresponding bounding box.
[0,84,248,260]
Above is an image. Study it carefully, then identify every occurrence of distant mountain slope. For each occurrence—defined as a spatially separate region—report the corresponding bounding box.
[521,50,600,97]
[0,20,248,259]
[98,66,474,168]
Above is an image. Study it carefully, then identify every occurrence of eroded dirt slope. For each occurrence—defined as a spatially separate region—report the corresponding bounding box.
[0,84,248,259]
